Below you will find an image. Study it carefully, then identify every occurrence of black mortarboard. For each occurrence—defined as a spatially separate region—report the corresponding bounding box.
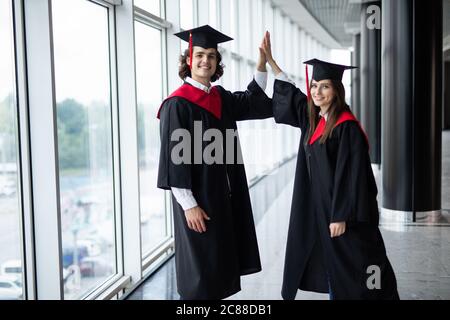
[174,25,233,50]
[174,25,233,69]
[303,58,357,100]
[303,58,357,82]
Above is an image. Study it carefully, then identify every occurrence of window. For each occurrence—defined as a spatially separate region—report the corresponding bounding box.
[0,0,24,301]
[52,0,117,299]
[209,0,218,28]
[252,0,263,56]
[219,0,232,52]
[134,21,168,257]
[134,0,160,16]
[274,9,284,69]
[237,0,250,58]
[180,0,194,30]
[285,19,293,74]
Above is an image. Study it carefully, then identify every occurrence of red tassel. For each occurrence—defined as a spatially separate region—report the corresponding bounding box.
[305,65,311,101]
[189,32,193,70]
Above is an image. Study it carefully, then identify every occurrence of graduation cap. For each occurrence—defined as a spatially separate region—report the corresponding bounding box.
[174,25,233,69]
[303,58,357,100]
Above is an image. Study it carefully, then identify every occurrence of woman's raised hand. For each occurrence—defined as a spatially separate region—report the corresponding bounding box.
[261,31,282,76]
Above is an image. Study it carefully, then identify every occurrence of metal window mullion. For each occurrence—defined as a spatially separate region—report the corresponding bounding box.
[107,4,125,290]
[115,0,143,286]
[23,0,63,300]
[159,20,173,241]
[90,0,123,7]
[134,7,171,29]
[192,0,199,27]
[160,0,165,20]
[13,0,36,301]
[164,0,180,247]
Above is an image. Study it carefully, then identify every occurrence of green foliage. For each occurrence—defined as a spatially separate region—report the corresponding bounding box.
[0,94,15,134]
[0,95,114,172]
[0,94,18,163]
[57,99,89,170]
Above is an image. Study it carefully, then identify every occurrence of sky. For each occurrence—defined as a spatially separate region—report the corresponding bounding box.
[52,0,111,106]
[0,0,15,101]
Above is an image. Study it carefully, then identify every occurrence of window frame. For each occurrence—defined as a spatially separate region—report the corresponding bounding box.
[132,15,174,269]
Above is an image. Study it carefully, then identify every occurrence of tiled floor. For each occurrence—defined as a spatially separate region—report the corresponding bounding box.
[127,131,450,300]
[230,179,450,300]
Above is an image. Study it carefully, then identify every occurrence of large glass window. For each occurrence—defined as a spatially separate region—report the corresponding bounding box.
[252,0,263,56]
[219,0,232,52]
[180,0,194,30]
[209,0,218,28]
[0,0,24,301]
[52,0,117,299]
[134,0,160,16]
[134,21,168,257]
[274,9,284,69]
[237,0,250,58]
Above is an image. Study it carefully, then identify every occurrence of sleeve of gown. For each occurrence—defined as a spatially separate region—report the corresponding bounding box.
[157,99,193,190]
[330,121,379,224]
[224,79,273,121]
[272,79,308,129]
[254,70,268,91]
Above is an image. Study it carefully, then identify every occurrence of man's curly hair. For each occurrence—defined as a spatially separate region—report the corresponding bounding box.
[178,48,225,82]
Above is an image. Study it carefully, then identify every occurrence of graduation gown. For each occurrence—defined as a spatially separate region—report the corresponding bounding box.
[157,79,273,299]
[273,79,399,300]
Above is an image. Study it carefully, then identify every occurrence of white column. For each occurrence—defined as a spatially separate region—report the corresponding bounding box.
[24,0,63,299]
[115,0,142,284]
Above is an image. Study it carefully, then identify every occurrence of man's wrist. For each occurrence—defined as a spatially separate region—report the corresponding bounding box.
[257,64,267,72]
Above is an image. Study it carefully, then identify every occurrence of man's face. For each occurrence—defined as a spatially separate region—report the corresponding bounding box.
[188,47,218,83]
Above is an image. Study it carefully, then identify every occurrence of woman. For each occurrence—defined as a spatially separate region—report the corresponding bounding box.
[261,32,399,300]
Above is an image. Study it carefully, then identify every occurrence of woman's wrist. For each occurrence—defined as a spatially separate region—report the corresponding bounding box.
[269,59,282,76]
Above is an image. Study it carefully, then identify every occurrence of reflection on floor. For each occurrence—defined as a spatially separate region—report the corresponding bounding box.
[127,255,179,300]
[127,131,450,300]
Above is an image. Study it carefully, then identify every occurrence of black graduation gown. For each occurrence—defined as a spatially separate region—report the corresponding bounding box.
[157,79,273,300]
[272,79,399,300]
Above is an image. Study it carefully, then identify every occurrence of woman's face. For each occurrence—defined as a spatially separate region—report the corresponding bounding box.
[310,79,335,108]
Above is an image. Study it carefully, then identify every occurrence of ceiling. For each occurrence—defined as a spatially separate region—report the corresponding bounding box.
[297,0,360,48]
[275,0,450,59]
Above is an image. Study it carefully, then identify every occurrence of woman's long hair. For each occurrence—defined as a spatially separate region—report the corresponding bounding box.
[306,79,352,144]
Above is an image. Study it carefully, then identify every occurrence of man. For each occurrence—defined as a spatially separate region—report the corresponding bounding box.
[157,25,272,300]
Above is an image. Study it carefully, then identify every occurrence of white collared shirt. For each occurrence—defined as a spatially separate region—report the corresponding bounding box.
[185,77,212,93]
[319,110,329,121]
[171,71,268,211]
